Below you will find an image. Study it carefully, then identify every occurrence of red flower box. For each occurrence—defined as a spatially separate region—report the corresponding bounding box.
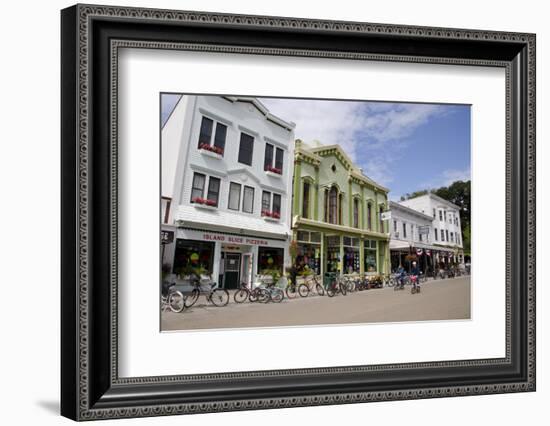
[199,143,224,156]
[262,210,280,219]
[265,165,282,174]
[192,197,217,207]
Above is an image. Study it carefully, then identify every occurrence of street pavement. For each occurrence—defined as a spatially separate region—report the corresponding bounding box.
[161,276,471,331]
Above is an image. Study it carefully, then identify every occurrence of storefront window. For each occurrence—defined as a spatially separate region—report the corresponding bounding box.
[326,235,341,273]
[343,237,360,274]
[296,231,321,274]
[364,239,377,273]
[173,239,214,276]
[258,247,284,274]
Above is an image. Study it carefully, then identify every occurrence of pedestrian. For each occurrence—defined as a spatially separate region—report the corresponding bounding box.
[397,264,406,289]
[411,261,420,291]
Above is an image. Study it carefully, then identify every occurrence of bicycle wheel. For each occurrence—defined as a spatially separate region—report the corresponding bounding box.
[411,286,417,294]
[347,281,356,293]
[249,289,259,303]
[270,288,284,303]
[285,285,298,299]
[210,288,229,307]
[298,284,310,298]
[184,288,200,308]
[258,288,270,303]
[168,290,185,313]
[315,283,325,296]
[339,282,347,296]
[327,285,336,297]
[234,288,249,304]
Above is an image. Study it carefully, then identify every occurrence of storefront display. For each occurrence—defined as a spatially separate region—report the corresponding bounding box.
[173,239,215,276]
[258,247,284,274]
[326,236,341,273]
[343,237,360,274]
[364,239,377,273]
[296,231,321,274]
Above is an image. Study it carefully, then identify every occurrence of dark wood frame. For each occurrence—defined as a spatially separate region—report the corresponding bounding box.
[61,4,536,421]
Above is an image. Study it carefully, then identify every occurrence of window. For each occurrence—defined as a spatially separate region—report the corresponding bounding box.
[258,247,284,274]
[263,143,274,171]
[190,172,206,202]
[238,133,254,166]
[324,189,329,222]
[173,239,214,275]
[339,193,343,225]
[264,144,284,174]
[444,211,447,221]
[403,222,407,238]
[353,198,359,228]
[228,182,241,211]
[446,230,449,241]
[198,117,213,147]
[243,186,254,214]
[364,240,377,272]
[367,203,372,230]
[302,182,310,218]
[198,117,226,155]
[393,220,397,233]
[206,177,220,207]
[262,191,271,212]
[379,206,384,232]
[450,232,454,242]
[273,194,281,215]
[441,229,445,241]
[435,228,438,241]
[433,208,436,218]
[439,210,443,221]
[275,148,284,171]
[329,186,338,224]
[261,191,281,218]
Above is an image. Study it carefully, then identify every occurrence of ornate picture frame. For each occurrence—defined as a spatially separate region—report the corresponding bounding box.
[61,4,535,420]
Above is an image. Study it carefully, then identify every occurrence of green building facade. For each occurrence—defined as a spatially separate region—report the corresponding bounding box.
[291,140,390,277]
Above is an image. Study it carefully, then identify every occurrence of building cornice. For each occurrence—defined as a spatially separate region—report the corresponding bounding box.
[293,217,390,240]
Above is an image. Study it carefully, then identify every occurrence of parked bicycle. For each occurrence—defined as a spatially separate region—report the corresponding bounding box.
[326,275,347,297]
[234,282,268,303]
[184,274,230,308]
[297,274,325,297]
[255,275,284,303]
[160,281,186,313]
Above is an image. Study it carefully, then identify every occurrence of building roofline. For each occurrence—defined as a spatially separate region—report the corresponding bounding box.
[400,192,461,210]
[389,200,434,221]
[299,142,389,193]
[223,96,296,131]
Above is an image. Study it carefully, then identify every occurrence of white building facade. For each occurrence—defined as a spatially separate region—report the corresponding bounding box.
[388,201,435,273]
[398,193,465,268]
[161,95,295,289]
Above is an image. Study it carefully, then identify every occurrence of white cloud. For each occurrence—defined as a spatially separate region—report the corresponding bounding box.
[260,98,448,186]
[420,167,471,190]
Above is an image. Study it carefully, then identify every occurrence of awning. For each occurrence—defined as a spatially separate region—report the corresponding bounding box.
[389,239,460,253]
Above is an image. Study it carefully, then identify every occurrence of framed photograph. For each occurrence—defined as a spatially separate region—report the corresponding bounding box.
[61,4,536,421]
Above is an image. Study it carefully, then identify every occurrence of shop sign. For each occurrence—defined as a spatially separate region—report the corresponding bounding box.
[418,225,430,235]
[202,232,269,246]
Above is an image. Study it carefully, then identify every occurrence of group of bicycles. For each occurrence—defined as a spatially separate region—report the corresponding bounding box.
[161,265,469,312]
[161,274,230,314]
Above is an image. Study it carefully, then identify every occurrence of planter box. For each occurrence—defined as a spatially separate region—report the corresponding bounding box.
[263,215,280,222]
[193,203,217,210]
[199,148,223,159]
[265,170,282,178]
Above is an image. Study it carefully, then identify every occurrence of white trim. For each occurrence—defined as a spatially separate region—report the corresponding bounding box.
[263,135,289,150]
[197,107,234,127]
[189,164,227,178]
[237,124,260,138]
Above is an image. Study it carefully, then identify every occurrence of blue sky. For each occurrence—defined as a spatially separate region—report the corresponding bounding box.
[161,94,470,200]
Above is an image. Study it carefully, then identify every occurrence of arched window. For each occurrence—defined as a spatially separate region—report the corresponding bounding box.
[329,186,338,224]
[353,198,359,228]
[338,193,343,225]
[379,206,384,232]
[367,203,372,230]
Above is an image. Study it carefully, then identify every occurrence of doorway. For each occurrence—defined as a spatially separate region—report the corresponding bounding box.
[223,253,241,289]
